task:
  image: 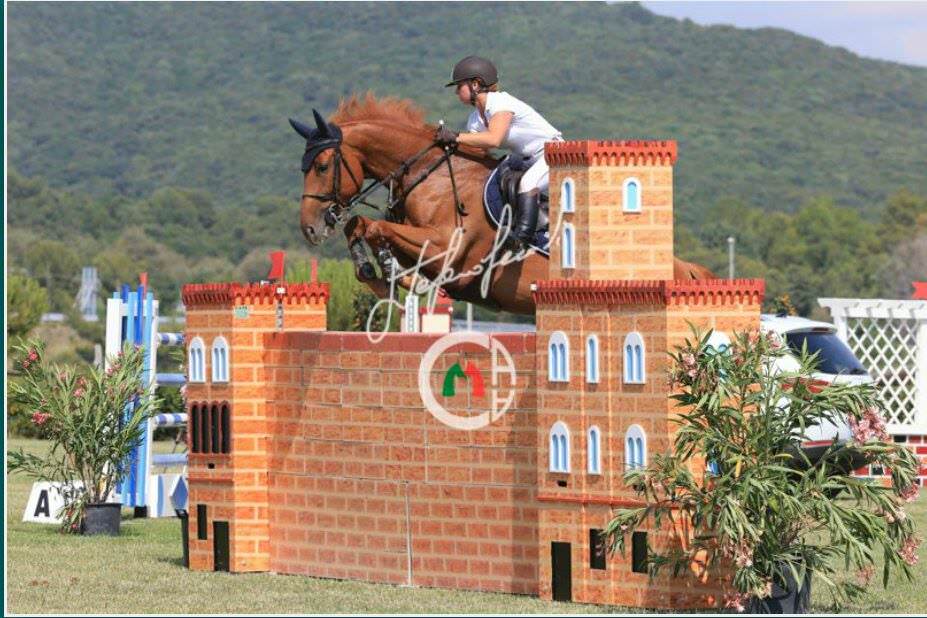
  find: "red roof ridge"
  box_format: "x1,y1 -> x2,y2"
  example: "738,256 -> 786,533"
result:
545,139 -> 678,167
182,281 -> 330,307
533,278 -> 764,306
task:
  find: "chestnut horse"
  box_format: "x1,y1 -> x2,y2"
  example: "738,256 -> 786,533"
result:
293,95 -> 714,315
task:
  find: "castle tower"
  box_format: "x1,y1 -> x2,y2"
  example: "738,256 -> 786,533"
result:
182,279 -> 328,572
534,140 -> 764,608
545,140 -> 676,281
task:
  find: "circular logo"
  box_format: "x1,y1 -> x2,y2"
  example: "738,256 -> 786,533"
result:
418,332 -> 517,430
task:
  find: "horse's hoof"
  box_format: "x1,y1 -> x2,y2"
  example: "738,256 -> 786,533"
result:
358,263 -> 377,281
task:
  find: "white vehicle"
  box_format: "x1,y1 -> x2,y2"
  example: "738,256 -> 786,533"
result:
759,314 -> 872,462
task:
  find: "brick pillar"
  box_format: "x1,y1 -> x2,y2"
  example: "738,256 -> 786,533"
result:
546,140 -> 676,282
182,280 -> 328,572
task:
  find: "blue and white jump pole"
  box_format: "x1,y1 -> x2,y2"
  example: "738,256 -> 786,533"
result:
104,275 -> 188,518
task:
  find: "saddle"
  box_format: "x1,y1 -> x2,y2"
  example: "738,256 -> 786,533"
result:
482,156 -> 550,255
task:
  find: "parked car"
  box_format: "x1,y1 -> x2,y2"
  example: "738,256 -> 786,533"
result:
759,314 -> 872,468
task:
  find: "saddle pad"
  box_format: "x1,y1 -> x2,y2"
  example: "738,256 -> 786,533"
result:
482,163 -> 550,256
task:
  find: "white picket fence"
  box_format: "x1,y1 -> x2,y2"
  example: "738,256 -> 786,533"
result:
819,298 -> 927,435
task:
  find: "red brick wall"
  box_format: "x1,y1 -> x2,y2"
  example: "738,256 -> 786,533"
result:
262,331 -> 541,594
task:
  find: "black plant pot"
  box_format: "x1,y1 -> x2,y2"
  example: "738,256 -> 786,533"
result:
82,502 -> 122,536
746,565 -> 812,614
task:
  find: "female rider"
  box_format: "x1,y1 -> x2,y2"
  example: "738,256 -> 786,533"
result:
436,56 -> 563,251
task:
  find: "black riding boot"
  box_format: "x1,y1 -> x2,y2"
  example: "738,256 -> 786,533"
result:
508,189 -> 540,252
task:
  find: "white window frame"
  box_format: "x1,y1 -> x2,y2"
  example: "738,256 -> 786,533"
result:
587,425 -> 602,475
562,223 -> 575,269
622,177 -> 642,213
211,336 -> 229,383
188,336 -> 205,383
623,332 -> 646,384
585,334 -> 600,384
625,424 -> 647,470
561,177 -> 576,213
548,331 -> 570,383
550,421 -> 571,473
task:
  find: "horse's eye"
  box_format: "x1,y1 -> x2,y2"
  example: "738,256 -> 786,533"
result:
317,163 -> 329,173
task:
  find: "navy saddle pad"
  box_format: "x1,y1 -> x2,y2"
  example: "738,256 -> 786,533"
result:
482,158 -> 550,256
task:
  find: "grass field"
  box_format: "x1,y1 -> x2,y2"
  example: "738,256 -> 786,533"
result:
5,437 -> 925,614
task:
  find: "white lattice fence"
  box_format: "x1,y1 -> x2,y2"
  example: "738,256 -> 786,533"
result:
819,299 -> 927,434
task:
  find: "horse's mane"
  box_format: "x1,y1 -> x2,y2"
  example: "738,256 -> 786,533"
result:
331,93 -> 431,130
331,93 -> 495,164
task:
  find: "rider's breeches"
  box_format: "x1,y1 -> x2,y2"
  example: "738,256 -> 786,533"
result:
518,156 -> 550,196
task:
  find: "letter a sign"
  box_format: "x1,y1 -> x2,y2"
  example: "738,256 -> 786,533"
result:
22,482 -> 73,524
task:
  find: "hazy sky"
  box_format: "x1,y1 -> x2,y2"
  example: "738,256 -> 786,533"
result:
642,2 -> 927,67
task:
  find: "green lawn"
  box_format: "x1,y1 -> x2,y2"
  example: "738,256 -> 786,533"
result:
5,437 -> 924,614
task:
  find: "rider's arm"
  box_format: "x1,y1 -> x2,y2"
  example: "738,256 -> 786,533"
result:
456,112 -> 513,150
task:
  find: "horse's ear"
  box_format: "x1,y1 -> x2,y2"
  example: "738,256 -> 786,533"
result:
312,109 -> 332,138
289,118 -> 314,140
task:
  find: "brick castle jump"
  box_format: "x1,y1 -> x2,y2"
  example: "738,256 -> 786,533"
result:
182,140 -> 764,608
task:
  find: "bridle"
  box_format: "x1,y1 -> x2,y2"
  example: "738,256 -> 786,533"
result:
302,135 -> 467,229
301,146 -> 369,227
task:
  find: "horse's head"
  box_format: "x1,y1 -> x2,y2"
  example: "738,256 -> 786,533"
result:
290,110 -> 364,245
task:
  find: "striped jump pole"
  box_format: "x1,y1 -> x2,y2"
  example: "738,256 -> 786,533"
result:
105,278 -> 189,518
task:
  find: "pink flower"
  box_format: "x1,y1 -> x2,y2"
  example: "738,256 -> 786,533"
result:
900,484 -> 920,503
77,376 -> 87,388
682,353 -> 696,368
21,359 -> 31,369
899,536 -> 920,566
28,349 -> 39,361
31,412 -> 50,426
687,369 -> 698,378
850,408 -> 891,443
723,591 -> 749,613
856,565 -> 875,586
72,388 -> 85,398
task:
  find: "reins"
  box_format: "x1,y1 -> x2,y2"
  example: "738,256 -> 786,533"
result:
302,137 -> 467,229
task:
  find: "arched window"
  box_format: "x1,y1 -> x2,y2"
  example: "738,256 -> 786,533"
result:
210,403 -> 221,454
623,332 -> 646,384
211,336 -> 229,383
188,337 -> 205,383
548,331 -> 570,383
623,178 -> 642,213
550,421 -> 571,473
561,177 -> 575,213
587,425 -> 601,474
705,330 -> 731,355
585,334 -> 600,384
190,403 -> 201,453
220,403 -> 231,454
562,223 -> 575,269
625,424 -> 647,470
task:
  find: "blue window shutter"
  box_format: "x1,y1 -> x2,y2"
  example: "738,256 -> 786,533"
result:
634,344 -> 643,382
626,181 -> 640,211
560,435 -> 568,471
635,437 -> 643,467
551,434 -> 558,470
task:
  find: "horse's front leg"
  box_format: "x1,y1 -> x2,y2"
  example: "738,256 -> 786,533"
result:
362,220 -> 464,291
343,216 -> 416,298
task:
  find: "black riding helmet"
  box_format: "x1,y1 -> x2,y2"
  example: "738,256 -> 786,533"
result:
445,56 -> 498,88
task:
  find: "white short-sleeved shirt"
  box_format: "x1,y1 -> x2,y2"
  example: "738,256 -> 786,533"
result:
466,92 -> 562,160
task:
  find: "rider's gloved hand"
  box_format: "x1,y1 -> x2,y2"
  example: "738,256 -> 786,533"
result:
435,126 -> 459,146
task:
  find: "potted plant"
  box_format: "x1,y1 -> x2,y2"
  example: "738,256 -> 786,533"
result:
604,327 -> 920,613
8,340 -> 157,535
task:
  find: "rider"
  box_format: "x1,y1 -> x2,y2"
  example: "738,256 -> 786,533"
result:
436,56 -> 563,251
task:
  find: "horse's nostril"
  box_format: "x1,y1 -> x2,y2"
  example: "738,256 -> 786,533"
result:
304,226 -> 315,241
